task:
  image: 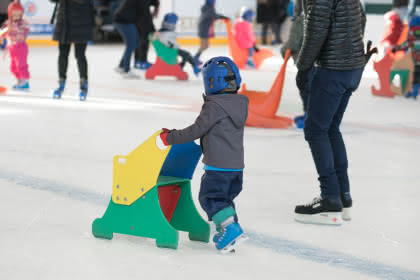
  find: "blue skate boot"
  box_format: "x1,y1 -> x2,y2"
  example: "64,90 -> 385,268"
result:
193,63 -> 201,77
246,58 -> 256,69
13,80 -> 30,91
53,80 -> 65,99
294,113 -> 307,129
79,80 -> 88,101
405,83 -> 419,99
0,38 -> 7,50
135,61 -> 152,70
213,224 -> 223,243
215,222 -> 247,253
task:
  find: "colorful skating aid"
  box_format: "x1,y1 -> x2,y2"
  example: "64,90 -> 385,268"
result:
371,24 -> 409,98
239,49 -> 293,128
223,19 -> 274,69
145,39 -> 188,81
92,131 -> 210,249
390,51 -> 414,96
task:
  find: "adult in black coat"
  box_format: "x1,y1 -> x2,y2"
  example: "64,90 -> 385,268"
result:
50,0 -> 94,101
294,0 -> 376,225
257,0 -> 289,45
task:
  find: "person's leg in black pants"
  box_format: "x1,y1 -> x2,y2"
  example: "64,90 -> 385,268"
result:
178,48 -> 200,76
58,43 -> 71,82
53,43 -> 71,98
135,20 -> 153,67
304,67 -> 364,199
74,43 -> 88,82
74,43 -> 88,98
261,23 -> 269,44
177,49 -> 195,68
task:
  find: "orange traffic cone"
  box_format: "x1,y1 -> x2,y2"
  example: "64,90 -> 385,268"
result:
0,86 -> 7,95
240,49 -> 293,129
223,19 -> 274,69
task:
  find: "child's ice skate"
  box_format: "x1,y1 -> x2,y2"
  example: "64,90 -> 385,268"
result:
405,84 -> 419,99
0,38 -> 7,50
53,80 -> 65,99
12,80 -> 29,91
79,80 -> 88,101
193,63 -> 201,77
135,61 -> 152,70
215,222 -> 248,253
294,113 -> 306,129
246,58 -> 256,69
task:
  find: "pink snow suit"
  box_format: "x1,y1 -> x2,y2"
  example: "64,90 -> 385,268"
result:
234,19 -> 256,49
7,19 -> 30,80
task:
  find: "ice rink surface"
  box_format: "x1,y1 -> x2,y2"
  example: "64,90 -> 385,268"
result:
0,16 -> 419,280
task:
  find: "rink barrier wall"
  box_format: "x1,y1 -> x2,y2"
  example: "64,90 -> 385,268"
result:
26,37 -> 229,47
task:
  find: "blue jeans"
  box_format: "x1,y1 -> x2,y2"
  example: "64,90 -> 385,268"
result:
114,23 -> 139,72
304,67 -> 364,199
199,170 -> 243,221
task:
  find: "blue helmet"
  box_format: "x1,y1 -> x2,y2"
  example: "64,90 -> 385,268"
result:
202,56 -> 241,95
242,9 -> 255,22
162,13 -> 178,30
206,0 -> 216,6
409,16 -> 420,28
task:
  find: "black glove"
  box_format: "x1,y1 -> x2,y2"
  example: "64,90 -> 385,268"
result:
365,40 -> 378,63
253,45 -> 260,52
296,69 -> 310,92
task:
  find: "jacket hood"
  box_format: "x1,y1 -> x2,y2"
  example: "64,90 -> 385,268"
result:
206,94 -> 249,128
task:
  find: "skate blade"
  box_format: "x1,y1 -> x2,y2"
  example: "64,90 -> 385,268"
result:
342,207 -> 351,221
218,234 -> 249,254
295,212 -> 343,226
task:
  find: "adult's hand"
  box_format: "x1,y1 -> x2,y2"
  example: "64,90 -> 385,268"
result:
296,69 -> 310,92
365,40 -> 378,63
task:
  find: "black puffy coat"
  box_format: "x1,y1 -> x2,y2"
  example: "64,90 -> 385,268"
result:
113,0 -> 144,24
52,0 -> 94,43
296,0 -> 366,71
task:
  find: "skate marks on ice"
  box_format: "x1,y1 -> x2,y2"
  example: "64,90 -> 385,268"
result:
1,167 -> 420,280
0,168 -> 110,207
247,232 -> 420,280
0,94 -> 191,112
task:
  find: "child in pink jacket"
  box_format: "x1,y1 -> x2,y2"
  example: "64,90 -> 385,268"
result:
234,7 -> 257,68
1,0 -> 30,90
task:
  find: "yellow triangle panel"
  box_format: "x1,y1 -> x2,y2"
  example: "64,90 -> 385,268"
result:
112,131 -> 171,205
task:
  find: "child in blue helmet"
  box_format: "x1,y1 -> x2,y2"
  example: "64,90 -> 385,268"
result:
392,16 -> 420,99
154,13 -> 201,76
160,56 -> 249,253
194,0 -> 229,64
234,7 -> 258,68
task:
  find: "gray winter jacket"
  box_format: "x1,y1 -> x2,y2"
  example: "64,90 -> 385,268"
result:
166,94 -> 249,169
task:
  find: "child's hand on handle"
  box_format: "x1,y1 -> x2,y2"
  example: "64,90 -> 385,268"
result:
159,128 -> 170,146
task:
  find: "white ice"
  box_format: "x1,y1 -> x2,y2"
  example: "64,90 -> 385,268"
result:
0,15 -> 419,280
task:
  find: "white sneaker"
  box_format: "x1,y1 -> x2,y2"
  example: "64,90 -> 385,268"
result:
121,71 -> 140,79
